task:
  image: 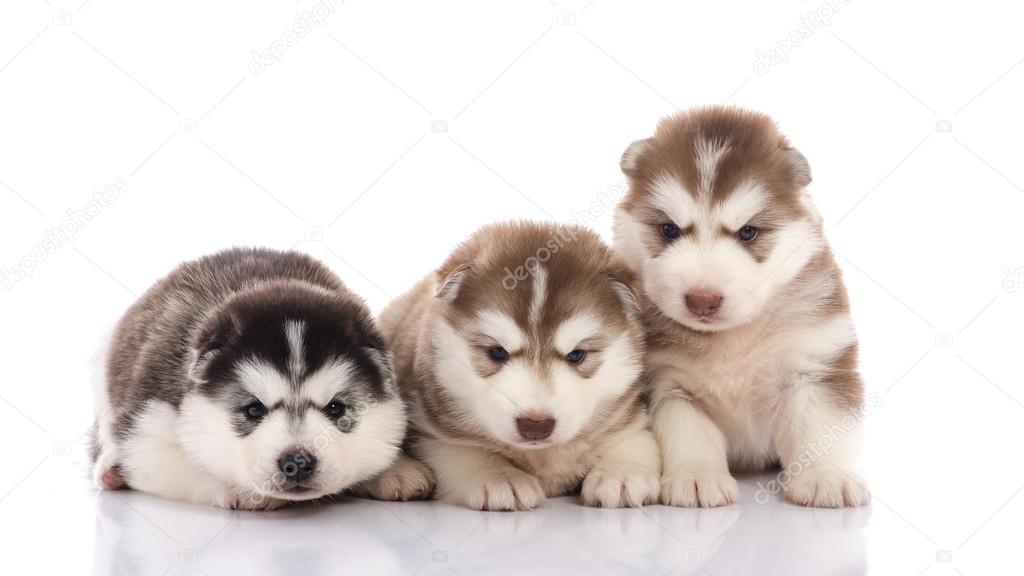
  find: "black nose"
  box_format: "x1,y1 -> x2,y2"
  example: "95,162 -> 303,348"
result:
278,450 -> 316,482
516,415 -> 556,441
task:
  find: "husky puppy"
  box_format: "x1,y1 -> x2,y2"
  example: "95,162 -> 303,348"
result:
613,107 -> 870,508
368,221 -> 659,510
91,248 -> 406,509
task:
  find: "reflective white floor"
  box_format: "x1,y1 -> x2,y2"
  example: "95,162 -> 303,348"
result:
0,467 -> 965,576
89,474 -> 872,576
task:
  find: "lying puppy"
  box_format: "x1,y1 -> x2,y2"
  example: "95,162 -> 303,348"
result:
368,221 -> 659,510
92,248 -> 406,509
613,107 -> 870,508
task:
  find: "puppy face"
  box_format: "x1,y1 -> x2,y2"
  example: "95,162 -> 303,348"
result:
179,283 -> 404,502
614,107 -> 823,332
428,223 -> 644,449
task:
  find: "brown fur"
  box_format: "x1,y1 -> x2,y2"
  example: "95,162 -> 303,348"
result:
380,221 -> 649,497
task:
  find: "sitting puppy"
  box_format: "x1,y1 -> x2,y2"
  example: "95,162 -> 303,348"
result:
368,221 -> 659,510
91,248 -> 406,509
613,107 -> 870,508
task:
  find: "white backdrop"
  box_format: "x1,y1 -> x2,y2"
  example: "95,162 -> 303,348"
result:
1,1 -> 1023,575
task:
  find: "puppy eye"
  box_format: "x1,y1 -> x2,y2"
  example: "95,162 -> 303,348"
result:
487,346 -> 510,362
566,349 -> 587,364
660,223 -> 680,239
324,401 -> 346,418
737,225 -> 759,242
243,401 -> 267,421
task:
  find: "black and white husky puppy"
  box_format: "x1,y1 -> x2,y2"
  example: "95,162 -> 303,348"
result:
91,248 -> 406,509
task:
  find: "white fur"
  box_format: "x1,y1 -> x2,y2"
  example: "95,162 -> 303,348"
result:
108,344 -> 405,509
234,358 -> 292,406
302,358 -> 358,406
529,266 -> 547,327
552,313 -> 603,354
617,172 -> 823,332
419,262 -> 656,509
419,439 -> 547,511
643,309 -> 867,507
91,338 -> 120,489
694,136 -> 730,196
174,361 -> 406,504
580,418 -> 661,508
718,179 -> 767,229
433,311 -> 642,448
285,319 -> 305,380
649,173 -> 697,229
121,400 -> 254,508
472,311 -> 526,353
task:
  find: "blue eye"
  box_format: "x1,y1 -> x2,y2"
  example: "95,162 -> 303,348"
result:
661,223 -> 680,239
243,401 -> 267,421
738,225 -> 759,242
325,401 -> 346,418
487,346 -> 509,362
566,349 -> 587,364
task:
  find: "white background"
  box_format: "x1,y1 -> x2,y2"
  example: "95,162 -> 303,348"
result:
1,1 -> 1023,575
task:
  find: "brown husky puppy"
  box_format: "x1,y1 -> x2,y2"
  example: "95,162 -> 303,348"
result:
364,221 -> 659,510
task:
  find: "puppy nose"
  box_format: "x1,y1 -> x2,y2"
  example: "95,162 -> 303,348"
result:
685,291 -> 723,316
516,415 -> 556,441
278,450 -> 317,482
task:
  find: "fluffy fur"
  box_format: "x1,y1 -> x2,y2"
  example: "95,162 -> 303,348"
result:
614,106 -> 870,508
370,221 -> 660,510
91,248 -> 406,509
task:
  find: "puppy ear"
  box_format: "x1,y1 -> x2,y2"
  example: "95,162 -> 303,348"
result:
620,138 -> 651,177
363,346 -> 395,388
608,273 -> 642,320
782,146 -> 812,188
188,311 -> 239,384
435,264 -> 470,303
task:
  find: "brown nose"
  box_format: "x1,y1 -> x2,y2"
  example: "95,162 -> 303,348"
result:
685,291 -> 723,316
516,415 -> 556,441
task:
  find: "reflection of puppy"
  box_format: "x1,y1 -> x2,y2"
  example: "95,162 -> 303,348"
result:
614,107 -> 870,507
369,222 -> 659,510
91,248 -> 406,509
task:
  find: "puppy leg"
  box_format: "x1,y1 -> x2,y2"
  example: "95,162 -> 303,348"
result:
775,381 -> 870,508
581,419 -> 660,508
655,397 -> 738,507
350,455 -> 435,501
418,439 -> 544,511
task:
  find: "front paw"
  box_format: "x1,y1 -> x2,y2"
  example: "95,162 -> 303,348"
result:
660,469 -> 739,508
461,469 -> 545,511
784,468 -> 870,508
354,457 -> 435,501
581,467 -> 659,508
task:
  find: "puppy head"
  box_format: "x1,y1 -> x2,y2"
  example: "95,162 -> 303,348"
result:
179,280 -> 405,502
614,106 -> 823,332
427,221 -> 645,450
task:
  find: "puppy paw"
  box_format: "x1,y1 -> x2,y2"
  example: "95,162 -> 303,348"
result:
462,469 -> 545,511
355,457 -> 435,501
660,470 -> 739,508
92,453 -> 126,490
784,468 -> 870,508
581,467 -> 660,508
